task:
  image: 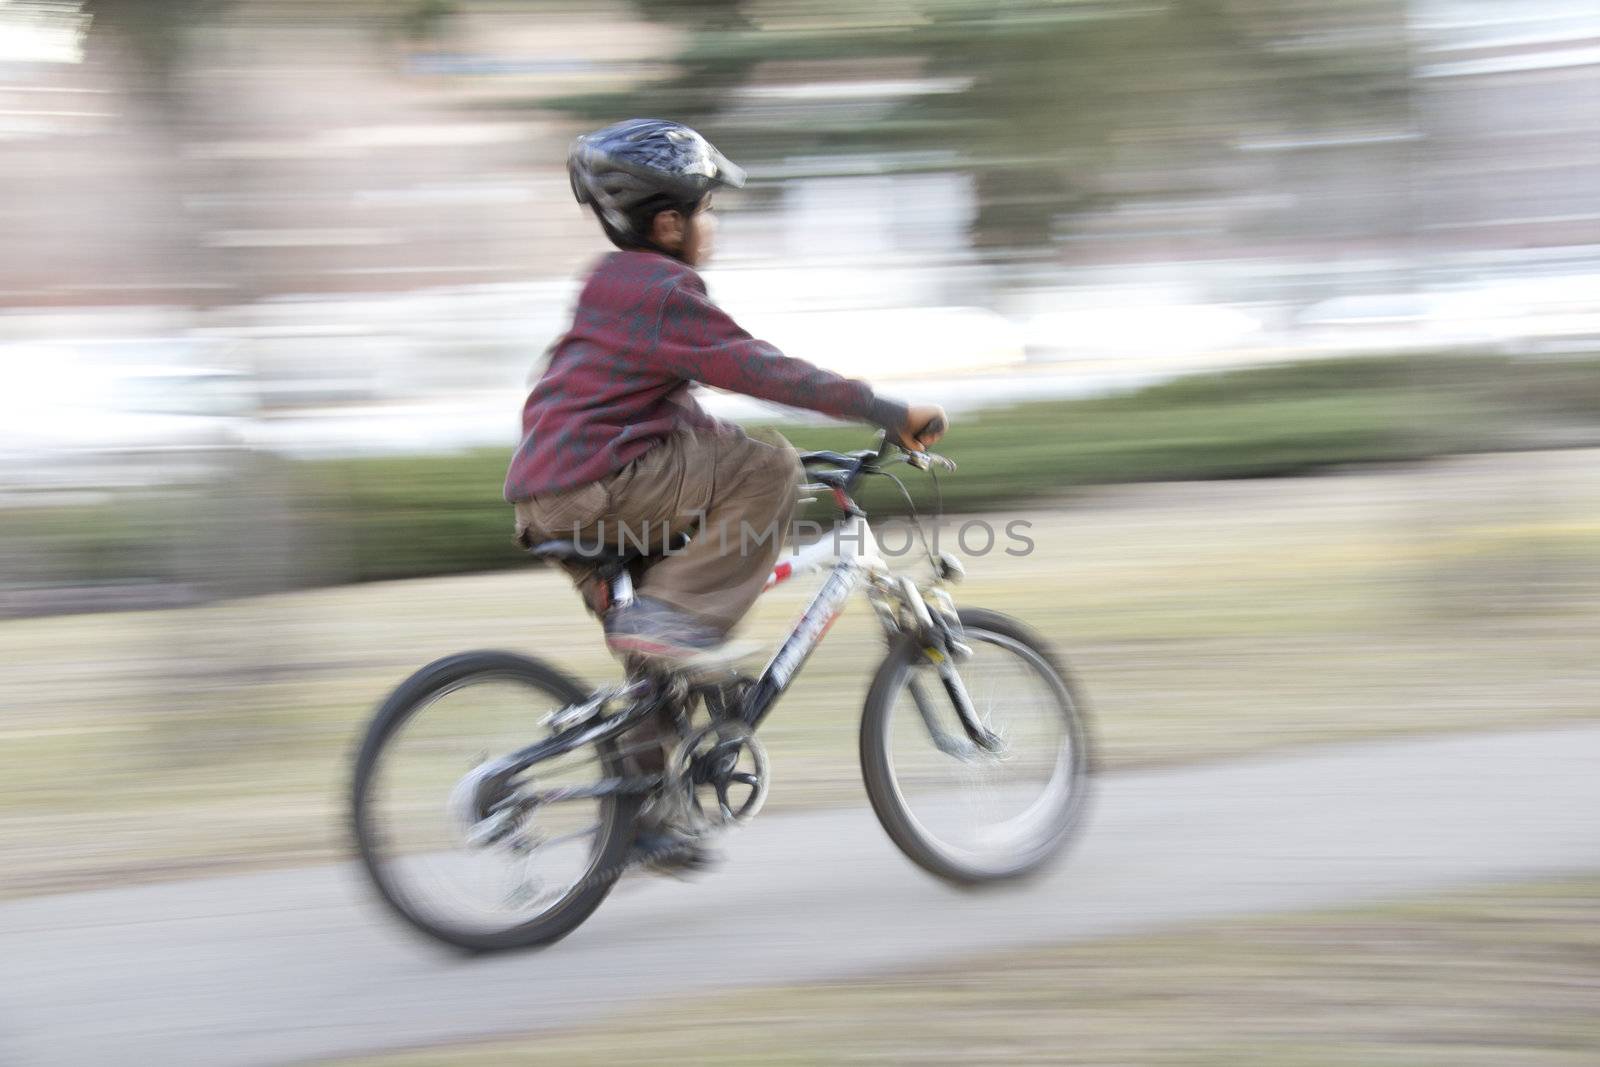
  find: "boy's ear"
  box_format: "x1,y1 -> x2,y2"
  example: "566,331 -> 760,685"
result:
649,209 -> 687,253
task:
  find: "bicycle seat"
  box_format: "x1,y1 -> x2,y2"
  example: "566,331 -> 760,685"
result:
528,531 -> 692,579
528,539 -> 637,578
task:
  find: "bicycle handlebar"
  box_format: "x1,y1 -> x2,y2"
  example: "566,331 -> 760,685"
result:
800,449 -> 872,470
799,431 -> 955,493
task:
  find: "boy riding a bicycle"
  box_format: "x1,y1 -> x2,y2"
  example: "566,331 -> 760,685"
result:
505,119 -> 947,668
349,132 -> 1083,925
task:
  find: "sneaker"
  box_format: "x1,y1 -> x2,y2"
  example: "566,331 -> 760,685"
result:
604,596 -> 755,669
628,827 -> 723,878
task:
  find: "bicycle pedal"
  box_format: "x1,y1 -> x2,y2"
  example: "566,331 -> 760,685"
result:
632,836 -> 723,879
544,678 -> 647,732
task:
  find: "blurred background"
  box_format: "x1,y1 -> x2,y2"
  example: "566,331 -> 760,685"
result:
3,0 -> 1600,1063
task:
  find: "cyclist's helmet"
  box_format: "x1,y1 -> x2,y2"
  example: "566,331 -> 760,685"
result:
568,118 -> 747,250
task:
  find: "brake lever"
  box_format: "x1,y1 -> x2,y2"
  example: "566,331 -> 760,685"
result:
904,450 -> 957,473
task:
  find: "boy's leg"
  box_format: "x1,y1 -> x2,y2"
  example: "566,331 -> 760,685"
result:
512,428 -> 797,864
629,427 -> 802,633
513,425 -> 802,633
605,426 -> 798,847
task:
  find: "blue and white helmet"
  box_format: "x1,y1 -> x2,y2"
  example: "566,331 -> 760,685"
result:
568,118 -> 747,242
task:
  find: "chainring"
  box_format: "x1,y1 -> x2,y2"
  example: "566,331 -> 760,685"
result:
665,719 -> 770,831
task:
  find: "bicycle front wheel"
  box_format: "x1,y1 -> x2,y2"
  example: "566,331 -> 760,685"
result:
351,651 -> 636,952
860,608 -> 1093,885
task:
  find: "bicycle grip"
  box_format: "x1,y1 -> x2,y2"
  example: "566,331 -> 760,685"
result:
914,413 -> 947,442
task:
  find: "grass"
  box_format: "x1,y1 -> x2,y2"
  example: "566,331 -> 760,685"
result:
325,875 -> 1600,1065
1,448 -> 1598,897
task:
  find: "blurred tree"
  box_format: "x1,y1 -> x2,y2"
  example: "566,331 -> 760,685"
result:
540,0 -> 1411,261
84,0 -> 230,119
85,0 -> 464,104
83,0 -> 1409,262
76,0 -> 471,603
396,0 -> 459,40
76,0 -> 372,757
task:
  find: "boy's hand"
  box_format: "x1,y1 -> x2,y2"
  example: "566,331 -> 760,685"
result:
898,404 -> 948,452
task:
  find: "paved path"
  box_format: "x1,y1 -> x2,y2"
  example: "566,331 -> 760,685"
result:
4,725 -> 1599,1066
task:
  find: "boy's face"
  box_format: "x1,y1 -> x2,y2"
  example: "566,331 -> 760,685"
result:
682,201 -> 716,267
650,197 -> 717,267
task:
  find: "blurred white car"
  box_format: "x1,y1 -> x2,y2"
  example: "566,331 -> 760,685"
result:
0,341 -> 249,496
1023,302 -> 1263,361
1293,275 -> 1600,355
1293,292 -> 1511,352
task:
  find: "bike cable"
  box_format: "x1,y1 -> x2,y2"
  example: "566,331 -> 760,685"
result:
879,464 -> 941,573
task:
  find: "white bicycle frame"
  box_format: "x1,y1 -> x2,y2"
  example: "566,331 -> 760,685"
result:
756,512 -> 954,695
764,513 -> 884,590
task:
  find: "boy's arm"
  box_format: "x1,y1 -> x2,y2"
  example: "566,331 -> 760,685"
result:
652,279 -> 908,432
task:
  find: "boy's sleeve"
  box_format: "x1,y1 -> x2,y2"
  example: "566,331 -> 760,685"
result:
651,279 -> 908,432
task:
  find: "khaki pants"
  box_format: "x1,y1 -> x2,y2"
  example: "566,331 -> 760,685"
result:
514,426 -> 803,633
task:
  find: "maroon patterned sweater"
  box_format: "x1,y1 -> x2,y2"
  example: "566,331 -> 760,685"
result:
505,251 -> 907,500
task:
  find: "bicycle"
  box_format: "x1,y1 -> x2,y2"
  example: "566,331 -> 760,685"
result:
350,431 -> 1094,952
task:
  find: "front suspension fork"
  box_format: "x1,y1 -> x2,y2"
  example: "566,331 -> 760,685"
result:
909,651 -> 1002,756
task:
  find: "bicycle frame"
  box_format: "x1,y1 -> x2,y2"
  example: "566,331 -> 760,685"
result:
491,450 -> 975,783
482,513 -> 900,785
737,513 -> 897,728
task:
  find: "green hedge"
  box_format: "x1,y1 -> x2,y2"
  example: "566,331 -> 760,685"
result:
10,352 -> 1596,592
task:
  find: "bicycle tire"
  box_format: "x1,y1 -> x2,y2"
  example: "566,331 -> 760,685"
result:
860,608 -> 1094,885
351,650 -> 637,952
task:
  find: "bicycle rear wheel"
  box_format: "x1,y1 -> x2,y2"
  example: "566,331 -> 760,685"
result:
351,651 -> 636,952
860,608 -> 1093,884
